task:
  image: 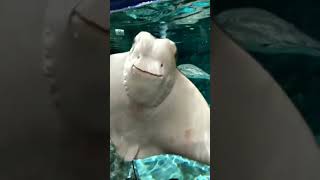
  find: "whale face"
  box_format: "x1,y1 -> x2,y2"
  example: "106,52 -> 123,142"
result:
123,32 -> 177,107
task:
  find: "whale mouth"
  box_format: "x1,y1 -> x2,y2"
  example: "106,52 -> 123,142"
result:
132,65 -> 163,77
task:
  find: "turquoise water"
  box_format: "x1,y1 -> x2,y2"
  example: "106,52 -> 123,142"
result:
110,0 -> 211,179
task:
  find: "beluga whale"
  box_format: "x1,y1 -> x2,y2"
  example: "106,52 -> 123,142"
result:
110,31 -> 210,165
216,8 -> 320,56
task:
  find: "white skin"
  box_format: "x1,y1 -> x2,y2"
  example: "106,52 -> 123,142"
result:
110,32 -> 210,164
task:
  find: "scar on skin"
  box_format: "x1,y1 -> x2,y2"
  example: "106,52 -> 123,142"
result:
184,128 -> 193,141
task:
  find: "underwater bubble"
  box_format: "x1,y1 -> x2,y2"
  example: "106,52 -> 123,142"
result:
115,29 -> 125,36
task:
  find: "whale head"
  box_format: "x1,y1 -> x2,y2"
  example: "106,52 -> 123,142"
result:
123,31 -> 177,107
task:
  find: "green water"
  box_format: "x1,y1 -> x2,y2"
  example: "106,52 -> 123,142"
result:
110,0 -> 211,179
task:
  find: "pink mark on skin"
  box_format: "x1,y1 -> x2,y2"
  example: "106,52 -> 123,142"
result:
117,143 -> 124,151
181,129 -> 196,156
184,128 -> 193,143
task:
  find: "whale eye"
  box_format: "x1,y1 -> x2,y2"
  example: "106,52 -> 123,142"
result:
160,64 -> 163,67
137,55 -> 140,59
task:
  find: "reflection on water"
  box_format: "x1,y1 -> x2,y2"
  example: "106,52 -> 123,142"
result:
110,0 -> 211,179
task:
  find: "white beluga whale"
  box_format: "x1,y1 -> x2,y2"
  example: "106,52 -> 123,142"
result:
110,31 -> 210,164
216,8 -> 320,56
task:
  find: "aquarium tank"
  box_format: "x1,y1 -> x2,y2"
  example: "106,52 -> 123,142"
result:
215,0 -> 320,144
110,0 -> 211,179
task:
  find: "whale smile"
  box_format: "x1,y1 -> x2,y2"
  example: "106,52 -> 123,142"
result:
132,65 -> 163,77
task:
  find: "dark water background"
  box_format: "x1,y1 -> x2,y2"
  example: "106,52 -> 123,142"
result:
214,0 -> 320,142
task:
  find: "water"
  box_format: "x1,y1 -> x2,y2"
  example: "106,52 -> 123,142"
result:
110,0 -> 211,179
